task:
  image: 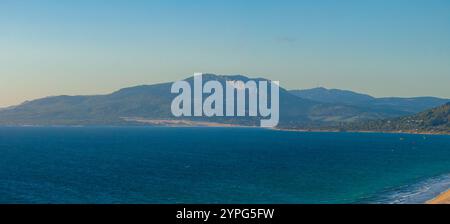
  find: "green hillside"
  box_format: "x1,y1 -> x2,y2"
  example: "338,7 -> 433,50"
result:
346,103 -> 450,134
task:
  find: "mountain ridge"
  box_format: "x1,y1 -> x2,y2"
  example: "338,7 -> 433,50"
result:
290,87 -> 449,114
0,74 -> 448,128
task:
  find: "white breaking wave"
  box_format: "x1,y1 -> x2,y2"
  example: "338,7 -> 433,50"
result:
370,173 -> 450,204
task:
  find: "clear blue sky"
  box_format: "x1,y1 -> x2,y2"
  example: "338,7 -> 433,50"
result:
1,0 -> 449,107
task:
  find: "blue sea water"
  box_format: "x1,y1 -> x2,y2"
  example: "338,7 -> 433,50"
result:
0,127 -> 450,204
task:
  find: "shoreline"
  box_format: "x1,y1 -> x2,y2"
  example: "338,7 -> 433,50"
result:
427,189 -> 450,204
0,123 -> 449,136
273,127 -> 450,136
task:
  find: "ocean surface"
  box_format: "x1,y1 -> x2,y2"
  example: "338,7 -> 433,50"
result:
0,127 -> 450,204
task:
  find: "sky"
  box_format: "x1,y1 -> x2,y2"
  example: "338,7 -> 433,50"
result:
1,0 -> 450,107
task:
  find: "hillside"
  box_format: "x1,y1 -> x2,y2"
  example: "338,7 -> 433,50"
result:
345,102 -> 450,134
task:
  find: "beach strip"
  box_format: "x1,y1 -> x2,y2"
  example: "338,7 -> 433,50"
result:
427,189 -> 450,204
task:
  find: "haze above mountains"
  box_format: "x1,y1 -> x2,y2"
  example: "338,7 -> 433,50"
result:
0,74 -> 448,132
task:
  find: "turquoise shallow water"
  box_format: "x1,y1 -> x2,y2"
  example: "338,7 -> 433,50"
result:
0,127 -> 449,204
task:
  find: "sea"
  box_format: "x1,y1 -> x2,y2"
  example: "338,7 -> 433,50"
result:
0,126 -> 449,204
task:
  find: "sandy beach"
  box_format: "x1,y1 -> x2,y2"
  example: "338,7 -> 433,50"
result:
121,118 -> 251,127
427,189 -> 450,204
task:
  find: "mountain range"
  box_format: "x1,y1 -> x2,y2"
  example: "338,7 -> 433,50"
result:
0,74 -> 448,132
289,87 -> 448,114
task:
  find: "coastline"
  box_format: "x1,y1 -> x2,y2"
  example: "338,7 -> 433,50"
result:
121,118 -> 258,128
1,123 -> 449,136
427,189 -> 450,204
273,127 -> 450,136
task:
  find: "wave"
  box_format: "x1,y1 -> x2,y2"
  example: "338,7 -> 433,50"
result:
366,174 -> 450,204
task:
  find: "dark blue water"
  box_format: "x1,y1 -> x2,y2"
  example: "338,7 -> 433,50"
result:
1,127 -> 450,204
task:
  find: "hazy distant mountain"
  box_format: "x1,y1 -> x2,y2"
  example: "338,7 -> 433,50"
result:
368,97 -> 450,113
0,74 -> 404,127
290,88 -> 449,114
290,88 -> 375,105
0,81 -> 175,125
346,102 -> 450,134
